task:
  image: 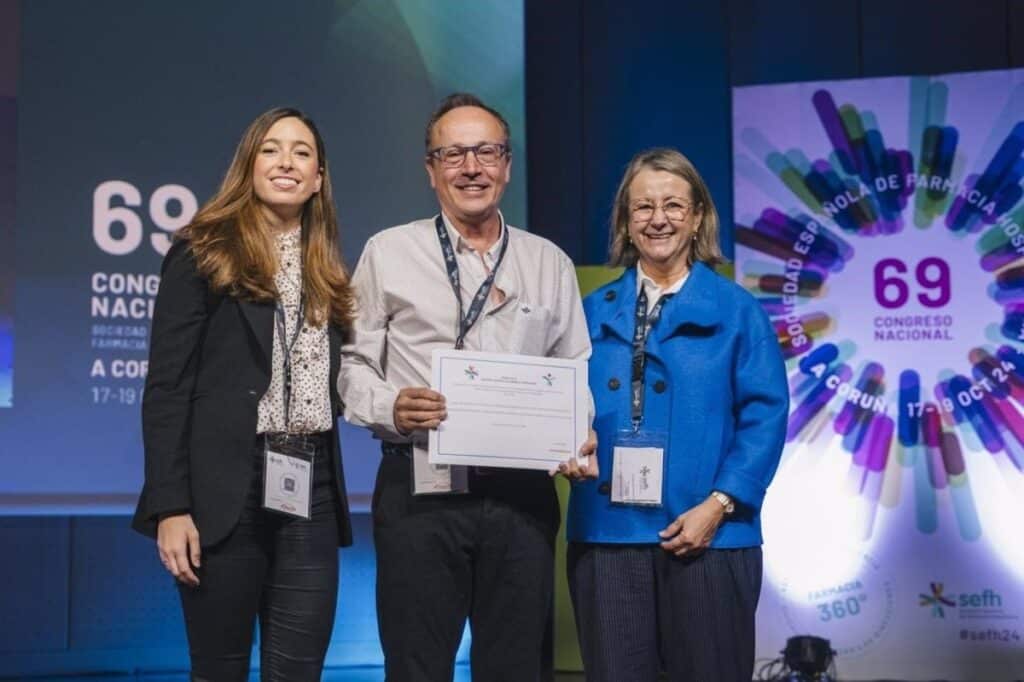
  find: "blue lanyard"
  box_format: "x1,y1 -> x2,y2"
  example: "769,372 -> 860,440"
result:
274,295 -> 306,430
434,214 -> 510,349
631,286 -> 673,431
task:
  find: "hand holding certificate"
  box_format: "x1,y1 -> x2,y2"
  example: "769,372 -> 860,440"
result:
428,349 -> 589,471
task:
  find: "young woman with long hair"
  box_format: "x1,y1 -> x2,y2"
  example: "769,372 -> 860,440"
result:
132,107 -> 355,680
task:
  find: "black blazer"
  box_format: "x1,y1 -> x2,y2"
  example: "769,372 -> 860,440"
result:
132,239 -> 353,548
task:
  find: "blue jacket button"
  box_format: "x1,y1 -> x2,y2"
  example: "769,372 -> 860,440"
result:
608,378 -> 620,390
653,380 -> 667,394
604,290 -> 616,301
598,482 -> 611,495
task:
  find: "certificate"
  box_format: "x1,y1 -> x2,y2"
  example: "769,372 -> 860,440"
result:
428,349 -> 588,471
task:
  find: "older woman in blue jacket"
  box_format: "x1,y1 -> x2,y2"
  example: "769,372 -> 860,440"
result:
567,148 -> 789,682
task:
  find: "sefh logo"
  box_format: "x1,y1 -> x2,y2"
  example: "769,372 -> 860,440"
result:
919,583 -> 1005,618
919,582 -> 957,618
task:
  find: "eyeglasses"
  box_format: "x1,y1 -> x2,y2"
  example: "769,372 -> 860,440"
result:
630,199 -> 696,223
427,143 -> 509,168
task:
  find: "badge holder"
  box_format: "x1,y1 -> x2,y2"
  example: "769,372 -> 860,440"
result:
412,443 -> 469,495
263,433 -> 316,519
611,428 -> 667,507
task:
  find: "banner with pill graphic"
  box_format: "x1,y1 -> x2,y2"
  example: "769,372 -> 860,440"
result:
735,70 -> 1024,680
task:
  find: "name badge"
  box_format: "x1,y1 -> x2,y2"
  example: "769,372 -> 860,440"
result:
263,435 -> 316,519
611,429 -> 667,507
412,444 -> 469,495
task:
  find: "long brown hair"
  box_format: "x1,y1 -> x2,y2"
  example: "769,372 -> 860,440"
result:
178,107 -> 354,328
608,147 -> 724,268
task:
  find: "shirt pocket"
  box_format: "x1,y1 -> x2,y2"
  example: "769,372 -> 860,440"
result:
506,302 -> 555,356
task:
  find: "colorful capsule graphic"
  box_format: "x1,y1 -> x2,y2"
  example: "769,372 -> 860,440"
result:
739,80 -> 1024,541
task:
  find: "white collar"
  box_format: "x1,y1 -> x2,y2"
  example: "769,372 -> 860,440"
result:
636,261 -> 689,298
442,211 -> 506,258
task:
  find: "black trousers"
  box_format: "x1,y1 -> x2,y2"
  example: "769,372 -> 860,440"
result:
568,543 -> 762,682
372,450 -> 560,682
177,434 -> 341,681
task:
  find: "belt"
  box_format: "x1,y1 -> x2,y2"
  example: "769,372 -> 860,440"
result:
259,431 -> 330,450
381,442 -> 413,458
382,441 -> 500,477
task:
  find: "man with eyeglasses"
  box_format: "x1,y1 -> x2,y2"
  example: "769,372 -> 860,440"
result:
340,93 -> 597,681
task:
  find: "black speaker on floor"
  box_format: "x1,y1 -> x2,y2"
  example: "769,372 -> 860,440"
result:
755,633 -> 837,680
783,635 -> 835,678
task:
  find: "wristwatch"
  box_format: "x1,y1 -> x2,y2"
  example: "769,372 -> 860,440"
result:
710,490 -> 735,515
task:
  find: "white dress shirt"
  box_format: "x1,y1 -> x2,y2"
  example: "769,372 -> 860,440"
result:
339,213 -> 591,441
636,261 -> 689,313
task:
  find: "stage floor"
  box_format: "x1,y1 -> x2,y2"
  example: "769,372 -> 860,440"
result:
0,671 -> 939,681
5,671 -> 588,681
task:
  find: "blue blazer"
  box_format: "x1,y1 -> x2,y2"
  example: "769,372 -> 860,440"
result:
567,262 -> 789,548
